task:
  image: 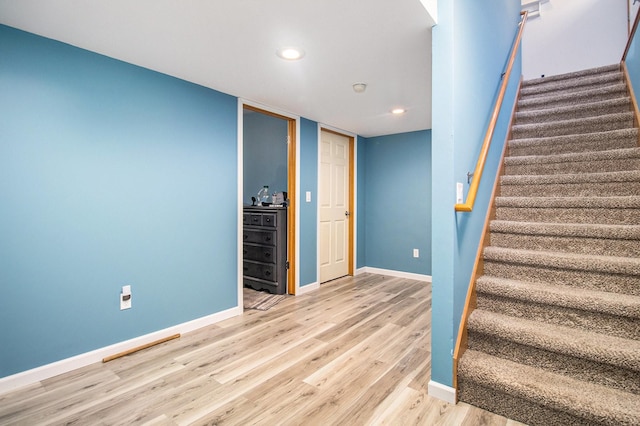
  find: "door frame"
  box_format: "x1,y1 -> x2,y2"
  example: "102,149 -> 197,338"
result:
317,125 -> 356,283
238,100 -> 300,306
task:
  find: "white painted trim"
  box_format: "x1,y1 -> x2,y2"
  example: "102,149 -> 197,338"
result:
316,124 -> 321,288
428,380 -> 457,404
237,99 -> 245,310
359,266 -> 432,282
355,267 -> 368,276
0,307 -> 242,395
297,281 -> 319,295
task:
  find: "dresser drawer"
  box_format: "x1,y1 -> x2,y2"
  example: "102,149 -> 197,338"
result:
243,229 -> 276,245
249,213 -> 263,226
261,213 -> 277,227
243,260 -> 276,282
243,244 -> 275,263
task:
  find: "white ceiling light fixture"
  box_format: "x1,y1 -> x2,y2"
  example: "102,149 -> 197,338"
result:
276,47 -> 305,60
391,108 -> 406,115
352,82 -> 367,93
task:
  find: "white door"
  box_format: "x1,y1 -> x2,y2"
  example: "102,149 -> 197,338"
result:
319,130 -> 351,283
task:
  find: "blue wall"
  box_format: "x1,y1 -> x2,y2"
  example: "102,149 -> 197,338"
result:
243,111 -> 288,204
430,0 -> 522,387
299,118 -> 318,287
625,18 -> 640,102
362,131 -> 432,275
0,25 -> 238,377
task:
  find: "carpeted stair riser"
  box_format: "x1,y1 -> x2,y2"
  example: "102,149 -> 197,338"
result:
508,129 -> 639,157
483,260 -> 640,296
476,276 -> 640,323
517,84 -> 628,111
488,220 -> 640,256
484,246 -> 640,276
490,232 -> 640,257
495,205 -> 640,225
511,113 -> 634,139
522,64 -> 620,88
519,71 -> 623,97
514,97 -> 631,125
504,158 -> 640,176
467,331 -> 640,395
457,378 -> 603,426
476,293 -> 640,341
500,180 -> 640,197
459,349 -> 640,426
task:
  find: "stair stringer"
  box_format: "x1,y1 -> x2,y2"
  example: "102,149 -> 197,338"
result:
452,77 -> 523,395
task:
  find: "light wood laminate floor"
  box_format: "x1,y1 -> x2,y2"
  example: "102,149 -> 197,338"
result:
0,273 -> 525,425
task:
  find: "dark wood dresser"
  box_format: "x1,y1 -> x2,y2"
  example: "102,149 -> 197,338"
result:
242,206 -> 287,294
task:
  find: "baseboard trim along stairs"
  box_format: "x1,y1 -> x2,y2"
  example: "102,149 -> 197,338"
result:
456,63 -> 640,425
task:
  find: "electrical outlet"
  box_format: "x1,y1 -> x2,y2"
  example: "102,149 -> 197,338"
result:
120,285 -> 132,310
413,248 -> 419,258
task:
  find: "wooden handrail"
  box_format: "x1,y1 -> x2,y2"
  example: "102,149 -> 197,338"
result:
623,6 -> 640,62
455,10 -> 528,212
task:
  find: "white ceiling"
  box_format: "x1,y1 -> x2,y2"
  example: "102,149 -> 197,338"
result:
0,1 -> 434,138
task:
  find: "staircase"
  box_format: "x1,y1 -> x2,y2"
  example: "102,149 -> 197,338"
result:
457,64 -> 640,425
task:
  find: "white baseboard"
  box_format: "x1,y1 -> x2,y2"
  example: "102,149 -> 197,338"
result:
297,281 -> 319,295
428,380 -> 457,404
358,266 -> 432,282
0,306 -> 242,395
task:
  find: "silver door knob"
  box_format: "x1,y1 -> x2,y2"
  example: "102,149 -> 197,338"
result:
345,211 -> 351,217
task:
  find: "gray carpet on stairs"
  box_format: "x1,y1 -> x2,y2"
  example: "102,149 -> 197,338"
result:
457,63 -> 640,425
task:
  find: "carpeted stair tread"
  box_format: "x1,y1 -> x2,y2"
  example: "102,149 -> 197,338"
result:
494,196 -> 640,225
519,72 -> 624,98
511,112 -> 634,139
483,246 -> 640,276
475,276 -> 640,320
514,97 -> 631,125
508,128 -> 638,157
517,83 -> 628,111
467,310 -> 640,371
504,146 -> 640,166
489,220 -> 640,257
489,220 -> 640,240
458,349 -> 640,426
522,64 -> 620,87
495,195 -> 640,209
501,170 -> 640,186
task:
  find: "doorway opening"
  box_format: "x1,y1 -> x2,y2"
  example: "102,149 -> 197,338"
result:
241,103 -> 297,295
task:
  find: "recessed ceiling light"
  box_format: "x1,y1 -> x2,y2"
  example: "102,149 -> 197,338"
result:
277,47 -> 305,60
391,108 -> 406,115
